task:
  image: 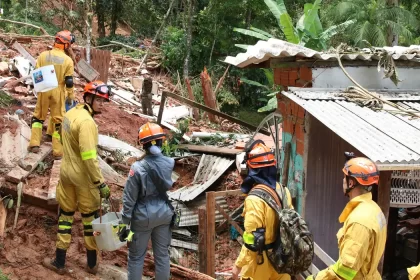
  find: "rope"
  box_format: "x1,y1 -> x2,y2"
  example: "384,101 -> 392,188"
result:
335,44 -> 420,118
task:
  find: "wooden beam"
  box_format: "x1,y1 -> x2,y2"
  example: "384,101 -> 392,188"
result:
281,142 -> 292,186
377,170 -> 392,274
0,196 -> 7,242
178,144 -> 243,156
47,160 -> 61,205
270,57 -> 420,69
157,91 -> 271,136
206,191 -> 216,278
12,41 -> 36,66
383,207 -> 398,274
198,207 -> 207,274
5,144 -> 52,183
215,202 -> 243,236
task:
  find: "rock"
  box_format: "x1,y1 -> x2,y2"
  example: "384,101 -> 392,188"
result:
14,86 -> 29,95
141,69 -> 149,75
0,61 -> 9,74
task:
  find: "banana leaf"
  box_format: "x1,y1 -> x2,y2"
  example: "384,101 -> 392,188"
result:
235,44 -> 251,50
233,28 -> 271,40
279,13 -> 299,44
258,96 -> 278,112
250,27 -> 275,39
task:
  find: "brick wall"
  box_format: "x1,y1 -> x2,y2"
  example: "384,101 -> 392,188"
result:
274,66 -> 313,88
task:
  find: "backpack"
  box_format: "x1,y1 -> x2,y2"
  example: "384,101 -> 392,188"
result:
248,184 -> 314,275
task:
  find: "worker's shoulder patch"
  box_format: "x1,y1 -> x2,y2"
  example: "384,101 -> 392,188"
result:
129,169 -> 135,177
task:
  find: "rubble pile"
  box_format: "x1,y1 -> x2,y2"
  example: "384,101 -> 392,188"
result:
0,35 -> 270,279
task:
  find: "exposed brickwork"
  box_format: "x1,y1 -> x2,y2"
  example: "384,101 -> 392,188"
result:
273,67 -> 313,88
277,94 -> 305,156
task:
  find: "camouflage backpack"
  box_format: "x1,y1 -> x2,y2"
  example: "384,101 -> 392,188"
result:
248,184 -> 314,275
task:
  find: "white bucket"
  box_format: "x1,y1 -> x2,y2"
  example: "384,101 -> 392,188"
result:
31,65 -> 58,93
91,212 -> 127,251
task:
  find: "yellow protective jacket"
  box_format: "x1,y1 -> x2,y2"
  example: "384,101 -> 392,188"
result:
36,47 -> 75,100
235,184 -> 293,280
60,104 -> 104,188
408,264 -> 420,280
314,193 -> 387,280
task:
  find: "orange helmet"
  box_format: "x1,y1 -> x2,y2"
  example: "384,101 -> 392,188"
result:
343,157 -> 379,186
246,141 -> 276,169
55,30 -> 75,48
138,122 -> 165,145
83,81 -> 111,101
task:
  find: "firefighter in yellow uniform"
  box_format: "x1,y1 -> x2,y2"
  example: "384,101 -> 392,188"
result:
28,30 -> 75,158
307,154 -> 387,280
232,140 -> 292,280
408,264 -> 420,280
43,81 -> 112,275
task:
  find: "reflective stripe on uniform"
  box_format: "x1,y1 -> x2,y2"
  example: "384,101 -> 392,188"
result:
83,221 -> 93,231
81,149 -> 97,160
243,232 -> 254,245
32,122 -> 43,129
52,131 -> 60,139
332,260 -> 357,280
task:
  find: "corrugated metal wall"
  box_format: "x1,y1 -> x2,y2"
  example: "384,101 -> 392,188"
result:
304,115 -> 365,268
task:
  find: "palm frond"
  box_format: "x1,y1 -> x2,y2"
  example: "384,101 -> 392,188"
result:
379,7 -> 419,28
233,28 -> 271,40
384,20 -> 414,41
319,20 -> 355,41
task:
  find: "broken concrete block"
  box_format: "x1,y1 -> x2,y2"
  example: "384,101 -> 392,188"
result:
152,81 -> 158,95
0,61 -> 9,74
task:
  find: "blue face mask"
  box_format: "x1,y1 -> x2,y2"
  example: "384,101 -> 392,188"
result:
240,165 -> 278,194
148,145 -> 162,155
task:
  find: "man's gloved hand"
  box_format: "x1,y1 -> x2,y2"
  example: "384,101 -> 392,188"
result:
117,222 -> 134,242
98,183 -> 110,199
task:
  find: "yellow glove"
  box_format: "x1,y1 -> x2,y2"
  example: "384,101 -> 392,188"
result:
306,275 -> 314,280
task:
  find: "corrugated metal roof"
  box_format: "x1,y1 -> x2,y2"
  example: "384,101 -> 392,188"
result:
172,196 -> 229,227
224,38 -> 420,68
282,90 -> 420,169
169,154 -> 234,201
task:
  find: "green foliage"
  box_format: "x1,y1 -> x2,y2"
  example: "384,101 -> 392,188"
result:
0,269 -> 10,280
161,119 -> 190,157
161,26 -> 186,73
325,0 -> 419,46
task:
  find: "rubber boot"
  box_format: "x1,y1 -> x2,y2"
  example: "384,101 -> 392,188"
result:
42,248 -> 67,275
29,120 -> 43,152
86,249 -> 98,275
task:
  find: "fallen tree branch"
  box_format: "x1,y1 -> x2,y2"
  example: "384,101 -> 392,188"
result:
0,19 -> 49,35
110,41 -> 143,52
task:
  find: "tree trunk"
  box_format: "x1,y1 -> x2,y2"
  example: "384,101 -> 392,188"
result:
96,0 -> 105,38
110,0 -> 118,36
386,0 -> 399,46
183,0 -> 193,78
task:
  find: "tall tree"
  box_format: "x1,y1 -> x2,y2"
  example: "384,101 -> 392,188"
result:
110,0 -> 122,36
96,0 -> 106,38
183,0 -> 194,78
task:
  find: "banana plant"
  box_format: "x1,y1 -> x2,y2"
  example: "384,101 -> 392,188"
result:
233,0 -> 354,51
240,69 -> 282,112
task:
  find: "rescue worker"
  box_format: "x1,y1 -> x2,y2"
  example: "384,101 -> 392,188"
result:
28,30 -> 75,159
408,264 -> 420,280
42,81 -> 111,275
119,122 -> 175,280
307,155 -> 387,280
232,140 -> 293,280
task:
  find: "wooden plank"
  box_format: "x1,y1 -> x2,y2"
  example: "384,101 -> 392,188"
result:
178,144 -> 243,156
215,202 -> 243,235
112,89 -> 143,107
281,142 -> 292,186
377,171 -> 392,274
47,160 -> 61,205
198,207 -> 207,273
77,59 -> 99,82
158,91 -> 271,136
314,242 -> 335,266
5,143 -> 52,183
0,195 -> 7,242
206,192 -> 216,277
12,41 -> 36,66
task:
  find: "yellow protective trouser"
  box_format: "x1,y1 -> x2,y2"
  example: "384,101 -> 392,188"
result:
46,117 -> 54,136
29,88 -> 65,157
56,176 -> 101,251
240,251 -> 291,280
